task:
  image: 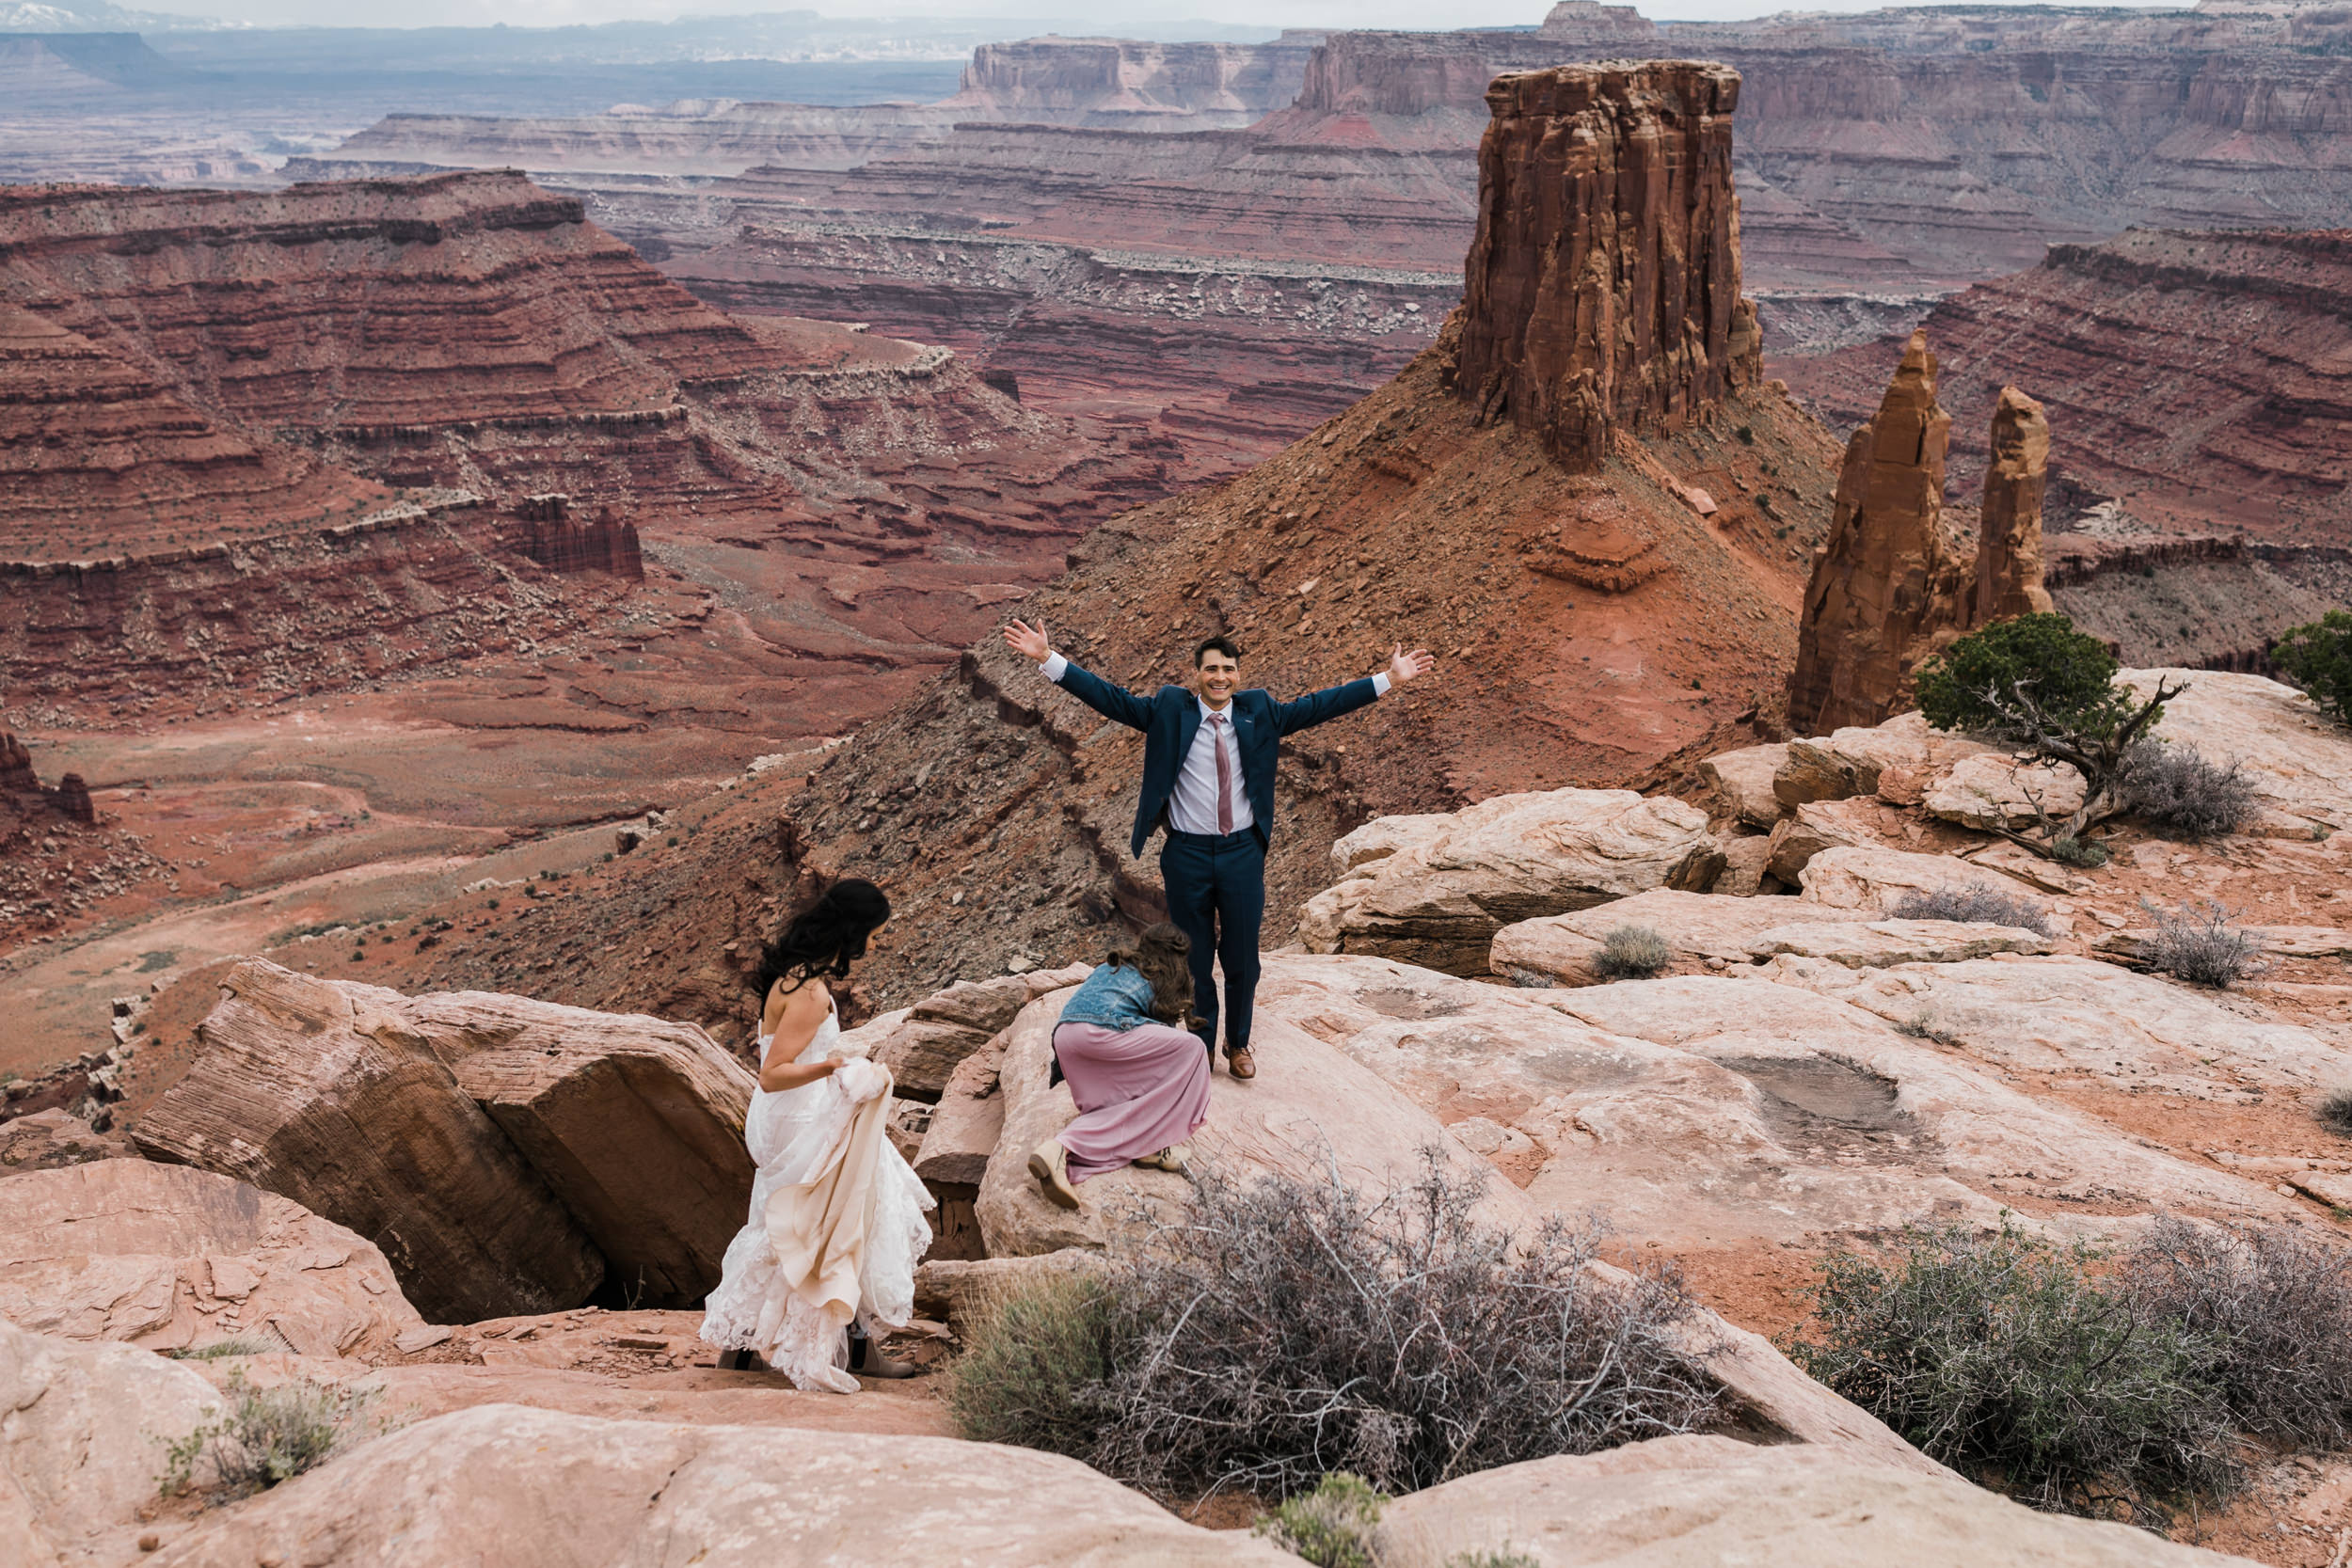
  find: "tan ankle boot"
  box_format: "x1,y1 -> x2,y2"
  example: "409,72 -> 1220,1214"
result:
1028,1137 -> 1080,1209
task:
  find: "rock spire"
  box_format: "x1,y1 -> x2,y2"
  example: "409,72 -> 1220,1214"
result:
1975,385 -> 2055,624
1453,60 -> 1760,471
1788,332 -> 2056,734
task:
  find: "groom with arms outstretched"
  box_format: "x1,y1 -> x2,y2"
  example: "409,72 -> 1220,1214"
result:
1003,619 -> 1433,1079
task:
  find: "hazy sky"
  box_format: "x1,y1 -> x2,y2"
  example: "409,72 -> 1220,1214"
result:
175,0 -> 2183,32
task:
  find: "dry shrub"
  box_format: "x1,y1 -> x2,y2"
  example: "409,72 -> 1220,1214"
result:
1784,1220 -> 2238,1522
159,1369 -> 381,1499
2317,1089 -> 2352,1140
1592,925 -> 1671,981
1890,883 -> 2053,936
948,1151 -> 1725,1501
2140,898 -> 2266,988
2120,1213 -> 2352,1447
2121,741 -> 2258,841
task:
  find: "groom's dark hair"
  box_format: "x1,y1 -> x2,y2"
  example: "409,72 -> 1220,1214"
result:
1193,634 -> 1242,667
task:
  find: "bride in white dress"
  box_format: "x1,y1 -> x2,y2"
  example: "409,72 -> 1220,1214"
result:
702,879 -> 934,1392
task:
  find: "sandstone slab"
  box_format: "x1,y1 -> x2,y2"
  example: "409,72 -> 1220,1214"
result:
1922,752 -> 2088,832
1713,832 -> 1772,896
1744,919 -> 2053,968
1268,957 -> 2292,1261
1773,712 -> 1996,809
2128,668 -> 2352,832
0,1107 -> 134,1173
0,1160 -> 425,1358
1770,953 -> 2352,1102
1,1318 -> 220,1567
1699,743 -> 1789,830
1299,788 -> 1722,974
1373,1432 -> 2259,1568
147,1404 -> 1306,1568
1798,846 -> 2044,913
1490,890 -> 1855,987
1764,797 -> 1894,883
913,1031 -> 1008,1188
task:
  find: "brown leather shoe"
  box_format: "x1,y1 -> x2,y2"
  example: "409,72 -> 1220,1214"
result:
1027,1137 -> 1080,1209
1225,1046 -> 1256,1080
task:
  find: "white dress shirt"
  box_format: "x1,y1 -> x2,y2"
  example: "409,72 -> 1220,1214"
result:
1039,652 -> 1391,837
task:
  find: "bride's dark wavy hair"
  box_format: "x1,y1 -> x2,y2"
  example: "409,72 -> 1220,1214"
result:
1106,921 -> 1193,1024
753,879 -> 891,996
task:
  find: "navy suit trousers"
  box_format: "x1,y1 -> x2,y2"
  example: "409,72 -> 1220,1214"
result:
1158,829 -> 1264,1055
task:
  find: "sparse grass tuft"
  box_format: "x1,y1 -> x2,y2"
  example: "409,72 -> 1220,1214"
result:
1253,1472 -> 1382,1568
164,1337 -> 274,1361
2050,833 -> 2110,867
1591,924 -> 1672,981
1891,883 -> 2053,936
2140,898 -> 2266,989
2121,741 -> 2258,841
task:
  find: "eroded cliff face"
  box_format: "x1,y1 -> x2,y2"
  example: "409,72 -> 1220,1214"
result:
944,37 -> 1318,128
1453,61 -> 1758,471
0,170 -> 1175,723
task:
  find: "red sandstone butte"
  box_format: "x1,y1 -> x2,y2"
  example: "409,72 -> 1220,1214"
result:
1453,61 -> 1758,472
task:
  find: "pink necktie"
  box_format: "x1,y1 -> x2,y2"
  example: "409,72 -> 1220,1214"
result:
1214,715 -> 1235,835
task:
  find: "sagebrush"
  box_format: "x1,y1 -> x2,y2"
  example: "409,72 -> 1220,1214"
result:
2139,898 -> 2265,988
2120,1213 -> 2352,1448
1592,924 -> 1671,981
159,1369 -> 380,1499
948,1151 -> 1725,1500
2121,741 -> 2257,841
1785,1221 -> 2237,1522
2317,1089 -> 2352,1140
1890,883 -> 2053,936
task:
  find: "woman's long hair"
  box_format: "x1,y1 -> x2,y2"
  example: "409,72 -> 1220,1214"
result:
753,879 -> 891,997
1107,921 -> 1193,1024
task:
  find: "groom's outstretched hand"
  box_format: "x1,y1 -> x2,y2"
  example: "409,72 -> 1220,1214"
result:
1386,644 -> 1436,686
1003,618 -> 1051,663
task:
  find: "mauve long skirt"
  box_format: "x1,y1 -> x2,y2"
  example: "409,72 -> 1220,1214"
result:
1052,1020 -> 1211,1181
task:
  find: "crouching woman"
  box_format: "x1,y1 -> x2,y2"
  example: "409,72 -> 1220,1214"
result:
1028,922 -> 1212,1209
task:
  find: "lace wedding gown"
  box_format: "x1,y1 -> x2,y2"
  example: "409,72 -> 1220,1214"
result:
701,1007 -> 935,1392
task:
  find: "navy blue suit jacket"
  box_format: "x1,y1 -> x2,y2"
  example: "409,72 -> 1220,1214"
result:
1052,660 -> 1380,857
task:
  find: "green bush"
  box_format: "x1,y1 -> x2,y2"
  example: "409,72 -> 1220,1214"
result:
159,1369 -> 381,1499
2273,610 -> 2352,726
942,1272 -> 1122,1457
1915,613 -> 2131,741
1253,1472 -> 1383,1568
1783,1220 -> 2236,1521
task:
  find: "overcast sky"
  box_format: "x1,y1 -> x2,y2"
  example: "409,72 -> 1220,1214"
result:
177,0 -> 2184,32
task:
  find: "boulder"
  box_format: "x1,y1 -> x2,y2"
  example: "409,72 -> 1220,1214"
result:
975,982 -> 1523,1259
0,1107 -> 135,1172
1773,713 -> 1996,810
1770,953 -> 2352,1102
1798,846 -> 2042,913
1763,797 -> 1891,883
404,991 -> 757,1311
1698,743 -> 1789,830
1373,1433 -> 2259,1568
133,958 -> 766,1323
0,1318 -> 220,1566
914,1033 -> 1008,1188
1744,919 -> 2054,968
1712,832 -> 1773,896
1921,752 -> 2087,832
1490,890 -> 1857,987
2128,668 -> 2352,832
1329,811 -> 1455,873
861,972 -> 1044,1101
147,1404 -> 1305,1568
1299,789 -> 1722,974
0,1161 -> 425,1357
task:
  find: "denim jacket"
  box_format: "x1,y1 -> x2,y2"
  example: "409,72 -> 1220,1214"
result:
1056,961 -> 1161,1034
